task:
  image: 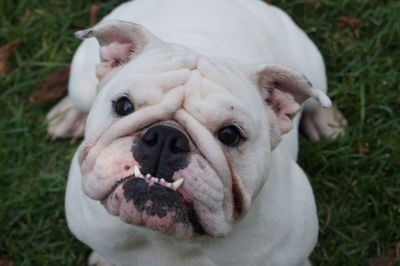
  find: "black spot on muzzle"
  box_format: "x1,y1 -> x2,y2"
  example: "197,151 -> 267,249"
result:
123,178 -> 204,234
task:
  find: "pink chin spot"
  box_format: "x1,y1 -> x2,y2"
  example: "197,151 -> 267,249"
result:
144,212 -> 177,234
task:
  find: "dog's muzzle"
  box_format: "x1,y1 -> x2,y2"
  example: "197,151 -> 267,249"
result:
102,125 -> 206,237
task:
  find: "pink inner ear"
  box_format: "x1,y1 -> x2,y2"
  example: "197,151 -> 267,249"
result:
100,42 -> 133,67
267,88 -> 301,134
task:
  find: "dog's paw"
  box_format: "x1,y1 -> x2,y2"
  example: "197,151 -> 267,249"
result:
301,105 -> 347,141
46,96 -> 86,140
88,251 -> 113,266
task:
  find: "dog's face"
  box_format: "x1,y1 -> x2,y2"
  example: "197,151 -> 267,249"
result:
77,21 -> 330,238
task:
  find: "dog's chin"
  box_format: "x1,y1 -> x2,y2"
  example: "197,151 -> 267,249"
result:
101,176 -> 206,238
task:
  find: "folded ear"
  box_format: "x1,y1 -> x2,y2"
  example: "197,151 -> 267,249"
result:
75,20 -> 163,80
249,64 -> 331,149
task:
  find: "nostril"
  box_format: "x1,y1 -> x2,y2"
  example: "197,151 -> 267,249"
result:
134,125 -> 191,181
142,131 -> 158,146
140,125 -> 190,153
170,137 -> 190,153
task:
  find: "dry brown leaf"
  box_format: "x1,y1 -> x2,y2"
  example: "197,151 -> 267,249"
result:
89,4 -> 100,26
0,258 -> 13,266
0,38 -> 21,74
357,140 -> 370,155
369,243 -> 400,266
29,66 -> 70,104
337,16 -> 361,29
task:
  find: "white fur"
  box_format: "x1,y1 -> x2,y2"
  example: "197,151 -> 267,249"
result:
65,0 -> 326,265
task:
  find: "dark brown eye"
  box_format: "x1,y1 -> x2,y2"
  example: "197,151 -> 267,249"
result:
217,125 -> 242,147
114,97 -> 134,116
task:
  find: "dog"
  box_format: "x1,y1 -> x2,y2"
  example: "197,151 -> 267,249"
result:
47,0 -> 347,265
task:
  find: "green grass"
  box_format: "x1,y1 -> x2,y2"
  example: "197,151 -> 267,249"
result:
1,0 -> 399,265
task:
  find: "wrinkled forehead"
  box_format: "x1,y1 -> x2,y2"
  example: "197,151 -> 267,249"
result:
101,46 -> 263,130
182,60 -> 262,133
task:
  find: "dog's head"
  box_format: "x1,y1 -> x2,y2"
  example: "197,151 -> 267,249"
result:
77,20 -> 331,238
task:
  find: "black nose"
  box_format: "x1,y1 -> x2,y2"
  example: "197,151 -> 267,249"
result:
132,125 -> 190,182
141,125 -> 190,153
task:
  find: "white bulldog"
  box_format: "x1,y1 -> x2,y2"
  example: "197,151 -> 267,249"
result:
47,0 -> 347,265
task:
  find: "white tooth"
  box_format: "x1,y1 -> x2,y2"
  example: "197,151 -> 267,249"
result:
145,174 -> 151,179
166,183 -> 172,188
151,177 -> 157,182
172,178 -> 184,190
133,165 -> 143,177
160,178 -> 165,183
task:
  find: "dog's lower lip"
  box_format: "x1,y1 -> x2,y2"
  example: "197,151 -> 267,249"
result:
98,170 -> 205,236
101,175 -> 135,202
102,173 -> 185,203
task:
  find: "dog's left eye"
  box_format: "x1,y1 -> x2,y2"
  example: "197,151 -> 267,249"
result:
114,97 -> 134,116
217,125 -> 243,147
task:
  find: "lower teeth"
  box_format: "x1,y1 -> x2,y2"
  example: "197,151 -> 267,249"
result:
132,165 -> 184,190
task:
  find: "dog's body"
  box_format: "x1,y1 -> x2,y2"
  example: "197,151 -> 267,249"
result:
52,0 -> 346,265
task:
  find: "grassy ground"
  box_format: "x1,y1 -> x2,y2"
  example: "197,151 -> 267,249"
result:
1,0 -> 399,265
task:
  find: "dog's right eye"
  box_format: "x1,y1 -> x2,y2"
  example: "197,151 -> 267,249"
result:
113,97 -> 134,116
217,125 -> 243,147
